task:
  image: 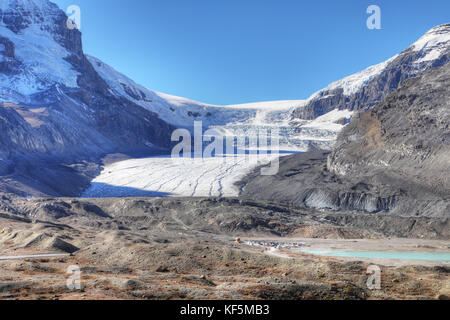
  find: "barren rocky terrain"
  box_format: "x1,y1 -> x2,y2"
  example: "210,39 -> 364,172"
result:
0,195 -> 448,300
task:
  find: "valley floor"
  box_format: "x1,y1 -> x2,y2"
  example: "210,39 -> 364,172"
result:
0,196 -> 448,300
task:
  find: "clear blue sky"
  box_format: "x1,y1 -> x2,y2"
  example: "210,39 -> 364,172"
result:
52,0 -> 449,105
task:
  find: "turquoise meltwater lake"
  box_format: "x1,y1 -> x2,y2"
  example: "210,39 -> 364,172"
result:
300,249 -> 450,262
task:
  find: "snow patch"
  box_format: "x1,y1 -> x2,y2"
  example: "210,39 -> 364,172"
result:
302,109 -> 353,132
308,55 -> 398,99
226,100 -> 306,111
412,24 -> 450,64
411,24 -> 450,52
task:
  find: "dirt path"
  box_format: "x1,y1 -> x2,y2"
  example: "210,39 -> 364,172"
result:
0,253 -> 70,261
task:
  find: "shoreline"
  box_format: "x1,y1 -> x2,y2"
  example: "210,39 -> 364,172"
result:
241,237 -> 450,267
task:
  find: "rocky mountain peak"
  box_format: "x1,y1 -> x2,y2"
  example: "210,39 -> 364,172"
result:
1,0 -> 60,32
0,0 -> 82,55
0,0 -> 83,100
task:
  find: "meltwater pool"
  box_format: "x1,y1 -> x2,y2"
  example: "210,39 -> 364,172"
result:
300,249 -> 450,262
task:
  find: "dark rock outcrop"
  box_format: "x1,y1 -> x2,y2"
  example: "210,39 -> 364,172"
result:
239,151 -> 401,214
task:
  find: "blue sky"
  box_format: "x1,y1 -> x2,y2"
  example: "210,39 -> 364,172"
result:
53,0 -> 450,105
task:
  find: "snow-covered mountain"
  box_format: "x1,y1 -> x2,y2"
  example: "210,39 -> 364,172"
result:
0,0 -> 448,197
0,0 -> 81,98
0,0 -> 176,195
90,54 -> 299,126
0,0 -> 173,158
89,54 -> 319,152
293,23 -> 450,120
90,23 -> 450,153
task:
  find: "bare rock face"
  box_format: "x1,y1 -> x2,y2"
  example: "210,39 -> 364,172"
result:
239,151 -> 401,214
327,62 -> 450,216
0,36 -> 17,72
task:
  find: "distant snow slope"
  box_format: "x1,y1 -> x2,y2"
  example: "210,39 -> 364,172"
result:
87,55 -> 308,130
412,24 -> 450,63
88,54 -> 358,152
87,54 -> 314,151
309,55 -> 398,98
226,100 -> 306,110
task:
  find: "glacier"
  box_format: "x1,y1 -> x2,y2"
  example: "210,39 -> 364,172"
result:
1,0 -> 448,198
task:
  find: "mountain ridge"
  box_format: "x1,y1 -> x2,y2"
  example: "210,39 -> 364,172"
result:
293,23 -> 450,120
